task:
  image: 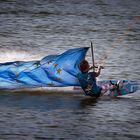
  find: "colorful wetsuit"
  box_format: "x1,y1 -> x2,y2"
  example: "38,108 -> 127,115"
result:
77,71 -> 102,97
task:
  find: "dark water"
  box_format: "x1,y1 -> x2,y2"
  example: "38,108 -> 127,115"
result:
0,0 -> 140,139
0,92 -> 140,140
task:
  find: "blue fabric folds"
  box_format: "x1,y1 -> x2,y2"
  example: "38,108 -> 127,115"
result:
0,47 -> 89,89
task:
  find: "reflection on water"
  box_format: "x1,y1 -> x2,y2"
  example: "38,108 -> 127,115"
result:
80,96 -> 97,107
0,0 -> 140,139
0,92 -> 140,140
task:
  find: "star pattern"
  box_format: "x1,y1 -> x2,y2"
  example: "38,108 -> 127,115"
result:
47,82 -> 54,87
57,68 -> 61,74
47,60 -> 52,64
35,62 -> 40,67
54,63 -> 58,68
56,77 -> 61,81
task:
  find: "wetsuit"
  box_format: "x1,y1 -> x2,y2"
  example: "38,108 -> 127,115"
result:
77,71 -> 102,97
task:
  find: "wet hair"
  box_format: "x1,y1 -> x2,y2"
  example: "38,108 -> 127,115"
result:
79,59 -> 89,72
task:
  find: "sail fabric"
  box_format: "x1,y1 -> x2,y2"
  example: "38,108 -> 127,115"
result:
0,47 -> 89,89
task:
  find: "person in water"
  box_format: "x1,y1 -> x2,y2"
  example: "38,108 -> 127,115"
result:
77,59 -> 121,97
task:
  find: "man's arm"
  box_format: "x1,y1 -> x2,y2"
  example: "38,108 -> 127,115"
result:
88,65 -> 98,71
95,66 -> 104,77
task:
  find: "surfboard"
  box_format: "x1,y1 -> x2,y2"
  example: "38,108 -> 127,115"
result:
73,80 -> 138,97
97,80 -> 138,97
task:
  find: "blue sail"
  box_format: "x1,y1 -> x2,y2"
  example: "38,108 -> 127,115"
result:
0,47 -> 89,89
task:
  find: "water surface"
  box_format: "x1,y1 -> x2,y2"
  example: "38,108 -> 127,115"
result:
0,0 -> 140,139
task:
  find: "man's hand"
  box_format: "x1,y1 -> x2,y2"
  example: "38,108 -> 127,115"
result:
99,66 -> 104,69
89,65 -> 104,70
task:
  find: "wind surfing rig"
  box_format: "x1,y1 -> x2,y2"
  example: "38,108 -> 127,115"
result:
91,42 -> 95,72
73,42 -> 95,91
